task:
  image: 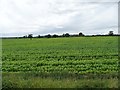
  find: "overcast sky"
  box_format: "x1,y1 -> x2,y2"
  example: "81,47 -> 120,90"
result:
0,0 -> 119,37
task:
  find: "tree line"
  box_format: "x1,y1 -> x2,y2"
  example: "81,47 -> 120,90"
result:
23,31 -> 118,39
2,31 -> 118,39
23,32 -> 85,39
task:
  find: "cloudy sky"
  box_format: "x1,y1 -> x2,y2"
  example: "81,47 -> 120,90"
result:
0,0 -> 119,37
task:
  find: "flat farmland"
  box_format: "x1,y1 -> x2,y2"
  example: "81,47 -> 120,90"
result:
2,36 -> 119,88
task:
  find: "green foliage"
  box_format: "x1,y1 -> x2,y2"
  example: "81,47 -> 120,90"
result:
2,36 -> 119,88
2,36 -> 118,75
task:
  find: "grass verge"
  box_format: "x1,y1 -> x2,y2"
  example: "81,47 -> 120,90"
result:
2,72 -> 118,88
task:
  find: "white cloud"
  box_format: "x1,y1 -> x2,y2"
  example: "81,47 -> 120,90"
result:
0,0 -> 118,36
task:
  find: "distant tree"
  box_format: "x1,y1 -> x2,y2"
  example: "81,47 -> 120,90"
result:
62,34 -> 65,37
23,35 -> 27,38
79,32 -> 84,36
108,31 -> 114,36
52,34 -> 58,38
37,35 -> 41,38
45,34 -> 51,38
28,34 -> 33,39
64,33 -> 70,37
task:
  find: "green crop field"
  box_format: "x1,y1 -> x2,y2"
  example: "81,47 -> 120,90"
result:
2,36 -> 119,88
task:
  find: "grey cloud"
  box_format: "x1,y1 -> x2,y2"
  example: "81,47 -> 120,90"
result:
0,0 -> 118,36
